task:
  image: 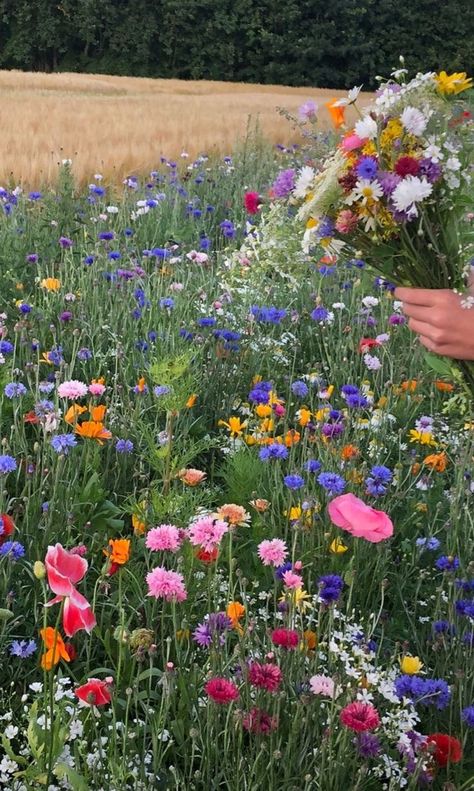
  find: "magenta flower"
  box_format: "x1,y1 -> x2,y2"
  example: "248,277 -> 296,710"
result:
187,515 -> 228,553
146,566 -> 187,602
146,524 -> 182,553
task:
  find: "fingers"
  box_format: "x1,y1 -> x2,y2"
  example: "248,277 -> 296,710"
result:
407,318 -> 440,340
402,304 -> 435,321
394,287 -> 440,306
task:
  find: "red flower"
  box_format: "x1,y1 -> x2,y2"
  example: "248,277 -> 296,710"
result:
24,410 -> 40,424
394,156 -> 420,177
0,514 -> 15,546
426,733 -> 463,767
271,628 -> 299,650
196,547 -> 219,563
244,191 -> 261,214
340,701 -> 380,732
358,337 -> 381,353
242,707 -> 278,734
64,642 -> 77,661
75,677 -> 112,706
204,677 -> 239,704
44,543 -> 96,637
248,662 -> 282,692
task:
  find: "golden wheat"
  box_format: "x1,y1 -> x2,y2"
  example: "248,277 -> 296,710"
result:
0,70 -> 371,185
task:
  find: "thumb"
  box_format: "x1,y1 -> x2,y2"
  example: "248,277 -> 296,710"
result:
469,265 -> 474,294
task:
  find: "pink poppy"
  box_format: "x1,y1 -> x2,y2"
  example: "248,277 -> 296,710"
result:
75,677 -> 112,706
328,493 -> 393,543
45,543 -> 96,637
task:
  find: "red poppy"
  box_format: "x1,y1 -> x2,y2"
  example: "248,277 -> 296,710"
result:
0,513 -> 15,545
359,338 -> 381,353
426,733 -> 463,767
196,547 -> 219,563
24,410 -> 40,424
75,678 -> 112,706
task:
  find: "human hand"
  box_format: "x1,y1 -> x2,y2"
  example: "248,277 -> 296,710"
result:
395,284 -> 474,361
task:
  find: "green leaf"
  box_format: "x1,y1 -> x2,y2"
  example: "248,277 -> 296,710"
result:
0,608 -> 14,620
54,763 -> 89,791
423,352 -> 454,377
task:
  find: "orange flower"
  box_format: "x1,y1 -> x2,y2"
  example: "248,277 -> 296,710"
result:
423,452 -> 448,472
105,538 -> 131,565
284,429 -> 300,447
226,601 -> 245,631
249,498 -> 270,513
90,404 -> 107,422
177,468 -> 206,486
434,380 -> 454,392
136,377 -> 147,393
411,462 -> 421,475
74,421 -> 112,444
399,379 -> 418,393
298,408 -> 312,427
216,504 -> 250,526
132,513 -> 146,535
301,629 -> 317,651
255,404 -> 272,418
186,393 -> 197,408
341,444 -> 359,461
325,100 -> 346,129
40,627 -> 70,670
65,404 -> 87,424
41,277 -> 61,292
259,418 -> 274,433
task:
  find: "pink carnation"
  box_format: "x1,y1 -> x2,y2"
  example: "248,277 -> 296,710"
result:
248,662 -> 282,692
340,133 -> 365,152
340,701 -> 380,732
271,628 -> 299,650
146,524 -> 182,553
146,566 -> 187,602
88,383 -> 106,396
309,674 -> 335,697
57,380 -> 88,400
204,677 -> 239,704
282,570 -> 303,589
187,515 -> 228,552
242,707 -> 278,734
335,209 -> 359,234
328,493 -> 394,543
258,539 -> 288,567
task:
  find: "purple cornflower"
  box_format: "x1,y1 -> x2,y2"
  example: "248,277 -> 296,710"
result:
321,422 -> 345,438
378,171 -> 401,195
389,313 -> 406,325
0,455 -> 17,475
394,675 -> 451,710
50,434 -> 77,455
26,253 -> 39,264
28,191 -> 42,201
249,382 -> 273,404
259,445 -> 288,461
291,380 -> 309,398
4,382 -> 27,398
317,472 -> 346,495
272,168 -> 295,198
418,158 -> 442,182
435,555 -> 460,572
10,639 -> 37,658
284,474 -> 305,490
116,439 -> 134,454
316,216 -> 335,239
356,156 -> 378,179
193,612 -> 231,648
0,541 -> 25,560
341,384 -> 359,397
298,100 -> 317,120
60,311 -> 73,322
77,347 -> 92,361
462,706 -> 474,727
318,574 -> 344,604
356,732 -> 381,758
34,400 -> 54,418
219,219 -> 236,239
39,381 -> 55,394
59,236 -> 73,249
365,465 -> 393,497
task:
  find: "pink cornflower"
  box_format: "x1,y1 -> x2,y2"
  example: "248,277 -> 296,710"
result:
248,662 -> 282,693
340,701 -> 380,732
88,382 -> 106,396
309,674 -> 336,698
258,539 -> 288,567
271,628 -> 299,650
282,570 -> 303,589
146,566 -> 187,602
204,677 -> 239,704
242,707 -> 278,734
188,515 -> 228,553
335,209 -> 359,233
57,380 -> 88,400
146,524 -> 182,553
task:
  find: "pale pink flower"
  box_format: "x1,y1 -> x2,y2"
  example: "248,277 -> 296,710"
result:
335,209 -> 359,233
88,382 -> 106,396
146,524 -> 182,553
57,380 -> 88,400
188,515 -> 228,552
328,493 -> 394,543
282,570 -> 303,589
340,133 -> 365,152
309,674 -> 336,697
257,539 -> 288,567
146,566 -> 187,602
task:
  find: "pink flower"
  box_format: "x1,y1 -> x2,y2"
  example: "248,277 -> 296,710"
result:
57,380 -> 88,400
188,515 -> 228,553
146,524 -> 182,553
204,677 -> 239,704
282,570 -> 303,589
309,674 -> 336,697
88,382 -> 106,396
244,191 -> 261,214
340,133 -> 365,152
146,566 -> 187,602
328,493 -> 394,543
258,539 -> 288,567
271,628 -> 299,650
242,707 -> 278,734
340,701 -> 380,732
44,543 -> 96,637
75,677 -> 112,706
248,662 -> 282,692
335,209 -> 359,233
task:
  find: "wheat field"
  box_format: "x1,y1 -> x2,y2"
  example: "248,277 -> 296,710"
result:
0,70 -> 370,185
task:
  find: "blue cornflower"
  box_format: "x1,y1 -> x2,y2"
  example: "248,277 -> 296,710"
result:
251,306 -> 287,324
291,380 -> 309,398
38,381 -> 55,394
108,251 -> 121,260
179,329 -> 194,341
394,675 -> 451,710
311,306 -> 329,322
48,347 -> 63,366
160,298 -> 175,309
456,600 -> 474,618
259,445 -> 288,461
346,393 -> 368,408
215,330 -> 241,342
365,465 -> 393,497
455,579 -> 474,593
462,706 -> 474,727
124,228 -> 134,237
436,555 -> 460,572
248,382 -> 272,404
341,384 -> 360,397
416,537 -> 441,551
10,639 -> 37,658
284,474 -> 305,490
432,620 -> 455,635
318,265 -> 336,276
0,541 -> 25,560
34,400 -> 54,418
151,248 -> 169,259
77,347 -> 92,361
135,340 -> 148,352
304,459 -> 322,473
356,156 -> 378,179
346,258 -> 366,269
219,219 -> 236,239
316,216 -> 335,238
197,317 -> 217,327
154,385 -> 172,397
4,382 -> 27,398
0,341 -> 13,354
19,303 -> 32,314
0,455 -> 16,475
42,502 -> 49,512
318,574 -> 344,604
200,236 -> 211,250
148,331 -> 158,342
275,561 -> 293,580
317,472 -> 346,495
116,439 -> 134,454
98,231 -> 114,241
28,191 -> 42,201
50,434 -> 77,455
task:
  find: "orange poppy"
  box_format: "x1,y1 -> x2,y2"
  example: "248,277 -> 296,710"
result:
74,421 -> 112,443
40,627 -> 70,670
325,100 -> 346,129
227,601 -> 245,633
434,380 -> 454,392
284,429 -> 300,447
341,444 -> 359,461
90,404 -> 107,422
186,394 -> 197,408
65,404 -> 87,425
423,452 -> 448,472
104,538 -> 131,565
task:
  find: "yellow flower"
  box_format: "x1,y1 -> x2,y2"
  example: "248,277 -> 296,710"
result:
329,538 -> 348,554
361,140 -> 377,156
255,403 -> 272,418
132,513 -> 146,535
40,277 -> 61,292
306,217 -> 318,229
400,655 -> 423,675
297,407 -> 312,427
409,429 -> 437,446
280,586 -> 311,611
435,71 -> 473,95
186,393 -> 197,408
243,434 -> 257,446
218,416 -> 247,437
285,506 -> 302,521
314,407 -> 330,422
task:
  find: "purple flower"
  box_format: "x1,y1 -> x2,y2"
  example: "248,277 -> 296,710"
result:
272,168 -> 295,198
304,459 -> 321,473
418,158 -> 442,183
311,306 -> 330,322
60,311 -> 73,322
394,675 -> 451,709
10,639 -> 37,658
26,253 -> 39,264
0,455 -> 17,475
4,382 -> 27,398
456,600 -> 474,618
321,423 -> 345,438
462,706 -> 474,727
435,555 -> 460,572
284,474 -> 305,490
318,574 -> 344,604
251,306 -> 287,324
51,434 -> 77,455
154,385 -> 172,397
116,439 -> 134,454
0,541 -> 25,560
389,314 -> 406,325
356,157 -> 378,179
416,536 -> 440,551
291,380 -> 309,398
365,465 -> 393,497
317,472 -> 345,495
77,347 -> 92,361
379,171 -> 401,195
356,732 -> 381,758
59,236 -> 73,249
259,445 -> 288,461
298,100 -> 317,120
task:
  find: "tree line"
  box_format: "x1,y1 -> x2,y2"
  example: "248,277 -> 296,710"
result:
0,0 -> 472,88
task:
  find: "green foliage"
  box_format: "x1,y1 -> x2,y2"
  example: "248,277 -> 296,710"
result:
0,0 -> 473,87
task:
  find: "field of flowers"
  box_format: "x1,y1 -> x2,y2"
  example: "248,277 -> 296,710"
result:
0,83 -> 473,791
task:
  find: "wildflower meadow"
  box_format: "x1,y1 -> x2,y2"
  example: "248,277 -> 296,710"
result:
0,67 -> 473,791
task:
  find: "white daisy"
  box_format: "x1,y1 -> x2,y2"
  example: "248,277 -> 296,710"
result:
347,178 -> 384,206
332,85 -> 363,107
392,175 -> 433,216
293,166 -> 315,199
400,106 -> 427,136
354,115 -> 378,140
